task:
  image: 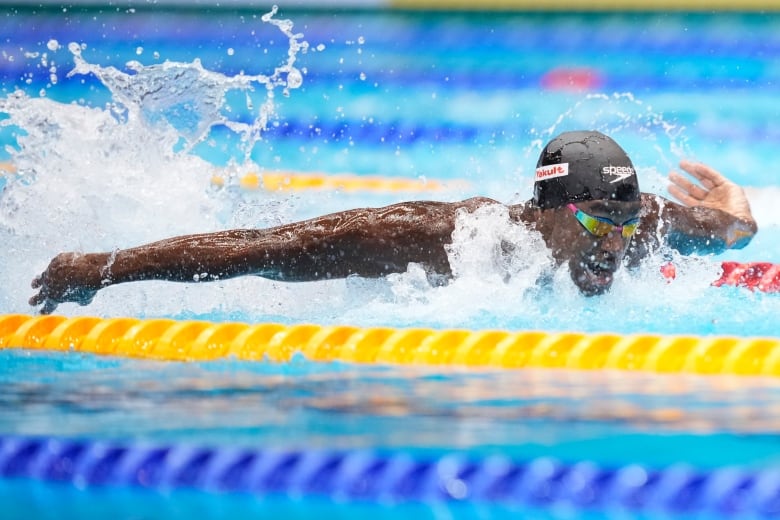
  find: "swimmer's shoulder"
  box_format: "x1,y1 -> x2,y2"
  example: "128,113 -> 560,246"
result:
429,196 -> 533,224
639,191 -> 672,225
640,191 -> 663,206
377,197 -> 504,223
640,191 -> 680,208
455,196 -> 504,209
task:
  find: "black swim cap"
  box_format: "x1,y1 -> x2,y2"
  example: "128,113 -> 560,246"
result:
533,130 -> 641,209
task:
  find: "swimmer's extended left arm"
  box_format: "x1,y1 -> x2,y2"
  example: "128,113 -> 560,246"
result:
637,160 -> 757,256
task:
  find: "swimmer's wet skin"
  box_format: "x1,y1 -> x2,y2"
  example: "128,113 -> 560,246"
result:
29,130 -> 757,313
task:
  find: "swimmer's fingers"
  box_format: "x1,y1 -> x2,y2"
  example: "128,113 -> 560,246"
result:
29,287 -> 92,314
29,255 -> 96,313
28,291 -> 45,307
29,274 -> 48,306
674,160 -> 755,223
667,183 -> 699,207
678,160 -> 726,190
668,171 -> 709,205
40,300 -> 58,315
28,289 -> 58,315
29,277 -> 57,314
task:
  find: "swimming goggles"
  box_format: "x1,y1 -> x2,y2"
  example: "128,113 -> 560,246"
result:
567,203 -> 640,238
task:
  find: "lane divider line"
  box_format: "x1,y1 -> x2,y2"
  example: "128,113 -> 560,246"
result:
3,434 -> 780,515
1,314 -> 780,375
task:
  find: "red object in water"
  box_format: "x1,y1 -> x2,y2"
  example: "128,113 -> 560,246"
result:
660,262 -> 676,281
540,67 -> 603,92
713,262 -> 780,292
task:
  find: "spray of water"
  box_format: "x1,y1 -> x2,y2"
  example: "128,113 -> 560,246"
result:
0,7 -> 310,315
64,5 -> 308,163
509,92 -> 693,205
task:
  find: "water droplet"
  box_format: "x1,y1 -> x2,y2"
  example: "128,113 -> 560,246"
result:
227,47 -> 235,56
46,40 -> 59,52
286,67 -> 303,89
135,46 -> 143,55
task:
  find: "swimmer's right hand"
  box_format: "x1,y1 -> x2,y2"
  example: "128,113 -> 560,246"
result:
29,253 -> 100,314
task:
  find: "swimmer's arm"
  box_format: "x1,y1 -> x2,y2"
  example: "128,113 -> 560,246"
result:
653,197 -> 756,255
30,197 -> 495,314
632,161 -> 757,257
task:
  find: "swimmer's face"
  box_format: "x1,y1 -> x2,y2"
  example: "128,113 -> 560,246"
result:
547,199 -> 642,296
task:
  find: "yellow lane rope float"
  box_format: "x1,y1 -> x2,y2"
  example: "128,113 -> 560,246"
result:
2,314 -> 780,376
213,170 -> 465,193
0,163 -> 462,193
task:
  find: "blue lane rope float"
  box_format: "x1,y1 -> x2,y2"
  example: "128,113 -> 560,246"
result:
3,434 -> 780,516
197,115 -> 780,149
9,51 -> 780,95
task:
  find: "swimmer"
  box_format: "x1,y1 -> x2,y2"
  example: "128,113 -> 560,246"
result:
30,130 -> 757,314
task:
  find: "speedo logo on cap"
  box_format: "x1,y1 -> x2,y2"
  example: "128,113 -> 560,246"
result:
601,165 -> 636,183
535,162 -> 569,181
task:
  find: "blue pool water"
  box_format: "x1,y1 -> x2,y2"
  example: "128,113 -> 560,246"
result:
1,4 -> 780,519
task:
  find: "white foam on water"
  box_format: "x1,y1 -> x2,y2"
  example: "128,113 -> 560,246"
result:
342,205 -> 555,328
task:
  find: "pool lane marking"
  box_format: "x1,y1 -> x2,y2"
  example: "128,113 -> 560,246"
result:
6,433 -> 780,512
0,163 -> 465,193
219,170 -> 469,193
2,314 -> 780,376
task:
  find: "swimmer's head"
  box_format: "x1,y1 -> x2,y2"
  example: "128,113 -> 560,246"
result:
533,130 -> 640,209
533,131 -> 642,296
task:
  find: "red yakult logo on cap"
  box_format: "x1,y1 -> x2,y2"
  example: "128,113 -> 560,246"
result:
535,162 -> 569,181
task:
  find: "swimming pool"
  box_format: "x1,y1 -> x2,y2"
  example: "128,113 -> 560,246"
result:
1,3 -> 780,518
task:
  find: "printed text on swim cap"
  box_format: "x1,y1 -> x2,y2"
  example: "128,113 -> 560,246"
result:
535,162 -> 569,181
601,165 -> 636,183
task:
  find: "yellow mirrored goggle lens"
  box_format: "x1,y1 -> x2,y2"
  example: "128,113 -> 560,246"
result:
567,204 -> 639,238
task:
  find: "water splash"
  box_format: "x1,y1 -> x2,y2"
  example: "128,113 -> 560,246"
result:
526,93 -> 690,157
0,7 -> 310,314
517,92 -> 692,201
63,5 -> 308,163
343,206 -> 555,328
